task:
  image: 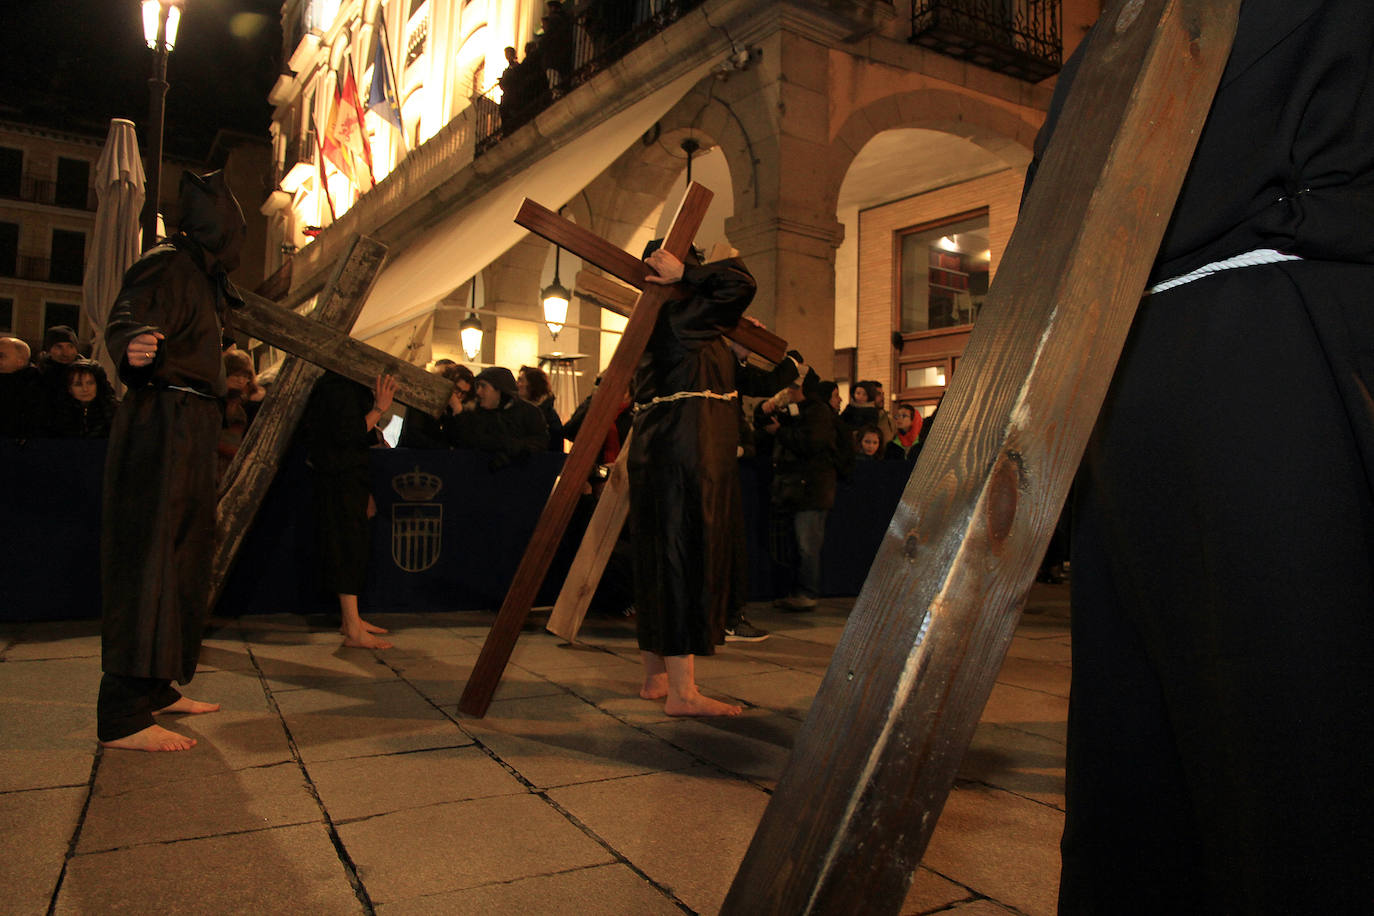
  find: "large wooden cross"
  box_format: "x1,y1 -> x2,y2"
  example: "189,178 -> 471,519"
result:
720,0 -> 1242,911
205,236 -> 453,609
458,187 -> 788,716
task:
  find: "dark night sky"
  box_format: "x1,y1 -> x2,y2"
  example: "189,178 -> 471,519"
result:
1,0 -> 283,161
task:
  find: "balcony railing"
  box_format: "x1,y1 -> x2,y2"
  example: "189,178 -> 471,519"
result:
474,0 -> 707,155
911,0 -> 1061,82
0,175 -> 97,211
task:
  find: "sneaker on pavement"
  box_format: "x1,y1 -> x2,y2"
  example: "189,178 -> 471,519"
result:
725,621 -> 771,642
773,594 -> 818,612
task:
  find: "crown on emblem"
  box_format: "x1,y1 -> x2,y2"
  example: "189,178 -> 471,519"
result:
392,466 -> 442,501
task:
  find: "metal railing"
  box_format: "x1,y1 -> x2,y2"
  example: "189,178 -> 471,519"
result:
911,0 -> 1061,82
0,175 -> 97,211
474,0 -> 707,155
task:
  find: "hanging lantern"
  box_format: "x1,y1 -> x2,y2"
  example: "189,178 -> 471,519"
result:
541,244 -> 569,339
460,281 -> 483,361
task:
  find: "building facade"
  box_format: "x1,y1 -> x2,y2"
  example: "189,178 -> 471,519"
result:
261,0 -> 1103,414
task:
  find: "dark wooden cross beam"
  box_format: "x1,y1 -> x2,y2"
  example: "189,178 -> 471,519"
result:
513,200 -> 788,365
207,236 -> 442,608
722,0 -> 1243,912
458,184 -> 717,717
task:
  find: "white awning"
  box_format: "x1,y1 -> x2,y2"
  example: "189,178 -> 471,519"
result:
353,60 -> 715,342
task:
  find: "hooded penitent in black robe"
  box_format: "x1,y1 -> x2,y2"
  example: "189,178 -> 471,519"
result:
302,372 -> 379,597
1038,4 -> 1374,911
629,258 -> 755,657
101,171 -> 244,687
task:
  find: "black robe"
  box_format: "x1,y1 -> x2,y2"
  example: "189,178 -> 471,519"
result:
303,372 -> 377,597
1042,4 -> 1374,911
629,259 -> 755,656
101,171 -> 243,686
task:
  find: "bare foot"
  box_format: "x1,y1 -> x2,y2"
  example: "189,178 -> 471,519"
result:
339,620 -> 389,636
100,724 -> 197,752
664,691 -> 742,717
155,696 -> 221,715
640,672 -> 669,701
342,630 -> 393,649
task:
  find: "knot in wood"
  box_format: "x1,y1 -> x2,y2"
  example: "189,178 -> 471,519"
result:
985,450 -> 1023,549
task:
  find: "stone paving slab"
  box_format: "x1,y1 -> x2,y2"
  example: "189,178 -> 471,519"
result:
548,765 -> 771,915
506,639 -> 637,676
961,722 -> 1067,809
698,666 -> 823,720
0,785 -> 86,914
921,782 -> 1063,916
251,643 -> 400,692
56,822 -> 364,915
374,863 -> 682,916
996,654 -> 1071,697
307,745 -> 526,823
980,681 -> 1069,745
536,653 -> 646,705
391,654 -> 563,707
274,678 -> 468,763
467,692 -> 694,788
642,711 -> 795,788
336,793 -> 616,905
373,625 -> 483,659
79,760 -> 320,853
0,655 -> 101,792
902,867 -> 979,914
2,619 -> 102,661
1005,632 -> 1073,663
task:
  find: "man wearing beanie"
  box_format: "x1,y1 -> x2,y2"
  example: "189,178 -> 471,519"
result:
451,365 -> 547,467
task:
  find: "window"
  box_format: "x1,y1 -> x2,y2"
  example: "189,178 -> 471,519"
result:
0,221 -> 17,277
0,146 -> 20,198
55,157 -> 91,209
899,211 -> 990,334
0,297 -> 12,331
49,229 -> 86,285
44,302 -> 81,334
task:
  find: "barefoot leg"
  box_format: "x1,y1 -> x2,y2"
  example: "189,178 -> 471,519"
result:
662,655 -> 742,717
640,650 -> 669,700
339,594 -> 393,649
101,724 -> 197,752
155,695 -> 221,715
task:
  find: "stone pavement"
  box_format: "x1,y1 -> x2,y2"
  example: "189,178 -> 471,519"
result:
0,584 -> 1070,915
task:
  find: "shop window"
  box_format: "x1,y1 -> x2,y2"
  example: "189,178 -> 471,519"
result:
899,211 -> 990,334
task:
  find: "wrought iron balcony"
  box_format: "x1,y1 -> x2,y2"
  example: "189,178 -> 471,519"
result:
911,0 -> 1062,82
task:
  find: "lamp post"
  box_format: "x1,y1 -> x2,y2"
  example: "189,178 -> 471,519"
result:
460,280 -> 484,362
141,0 -> 183,251
541,245 -> 570,339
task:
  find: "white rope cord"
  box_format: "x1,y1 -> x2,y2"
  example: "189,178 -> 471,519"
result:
633,389 -> 738,414
1147,248 -> 1302,295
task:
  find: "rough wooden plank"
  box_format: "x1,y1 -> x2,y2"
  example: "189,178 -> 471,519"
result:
517,200 -> 788,363
574,269 -> 638,313
545,437 -> 632,642
722,1 -> 1242,912
234,290 -> 451,417
208,236 -> 388,610
458,184 -> 714,718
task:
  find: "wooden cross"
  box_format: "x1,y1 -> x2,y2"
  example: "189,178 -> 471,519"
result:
459,184 -> 791,716
721,0 -> 1242,911
206,236 -> 453,609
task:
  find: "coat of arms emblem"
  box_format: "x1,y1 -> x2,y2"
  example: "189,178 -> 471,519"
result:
391,466 -> 443,572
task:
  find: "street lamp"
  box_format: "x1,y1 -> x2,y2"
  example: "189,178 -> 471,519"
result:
141,0 -> 184,251
541,245 -> 570,339
460,281 -> 484,362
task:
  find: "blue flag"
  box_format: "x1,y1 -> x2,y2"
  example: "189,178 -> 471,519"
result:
368,31 -> 403,129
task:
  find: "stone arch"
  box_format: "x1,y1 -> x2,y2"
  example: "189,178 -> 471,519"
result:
825,88 -> 1041,216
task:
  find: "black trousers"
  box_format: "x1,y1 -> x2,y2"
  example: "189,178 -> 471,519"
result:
1059,263 -> 1374,913
97,673 -> 181,742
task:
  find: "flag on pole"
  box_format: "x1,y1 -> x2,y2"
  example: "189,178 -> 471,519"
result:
321,57 -> 376,190
368,27 -> 403,130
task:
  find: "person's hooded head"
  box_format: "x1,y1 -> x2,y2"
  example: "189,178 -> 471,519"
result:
65,358 -> 114,405
176,170 -> 247,273
815,380 -> 840,412
42,325 -> 79,364
474,366 -> 518,410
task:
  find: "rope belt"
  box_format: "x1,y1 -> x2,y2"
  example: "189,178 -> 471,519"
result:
633,389 -> 738,415
1147,248 -> 1302,295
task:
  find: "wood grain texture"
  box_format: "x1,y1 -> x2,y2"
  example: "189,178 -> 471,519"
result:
722,1 -> 1242,912
517,200 -> 788,364
458,184 -> 714,718
545,438 -> 632,642
208,237 -> 388,610
234,290 -> 451,417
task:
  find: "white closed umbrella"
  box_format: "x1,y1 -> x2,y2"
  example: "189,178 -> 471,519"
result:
83,118 -> 146,390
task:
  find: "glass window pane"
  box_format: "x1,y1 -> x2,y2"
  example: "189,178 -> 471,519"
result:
905,365 -> 945,389
900,213 -> 991,333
